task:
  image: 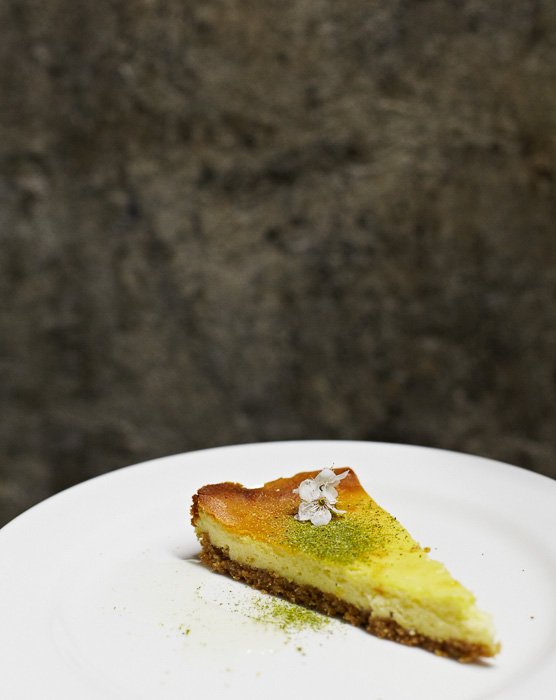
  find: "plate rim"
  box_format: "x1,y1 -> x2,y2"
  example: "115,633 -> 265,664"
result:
1,439 -> 556,700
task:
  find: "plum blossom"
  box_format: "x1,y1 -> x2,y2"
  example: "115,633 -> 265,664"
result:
293,467 -> 350,526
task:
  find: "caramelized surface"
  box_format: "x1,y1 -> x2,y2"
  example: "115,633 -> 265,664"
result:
192,471 -> 306,537
192,469 -> 404,545
192,469 -> 421,564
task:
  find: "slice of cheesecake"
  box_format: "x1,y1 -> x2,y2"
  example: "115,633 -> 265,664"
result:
191,467 -> 499,662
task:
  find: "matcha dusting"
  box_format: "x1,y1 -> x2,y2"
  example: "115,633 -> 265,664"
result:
284,513 -> 391,562
250,595 -> 329,633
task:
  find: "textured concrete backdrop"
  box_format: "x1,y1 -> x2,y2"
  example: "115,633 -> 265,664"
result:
1,1 -> 556,526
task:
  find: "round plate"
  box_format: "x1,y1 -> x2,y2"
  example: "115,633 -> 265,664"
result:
1,440 -> 555,700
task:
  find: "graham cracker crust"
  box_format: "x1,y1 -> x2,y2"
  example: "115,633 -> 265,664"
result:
197,534 -> 493,663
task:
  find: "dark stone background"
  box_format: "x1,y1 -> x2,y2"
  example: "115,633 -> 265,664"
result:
1,0 -> 556,527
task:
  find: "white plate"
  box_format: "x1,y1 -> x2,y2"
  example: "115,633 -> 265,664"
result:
1,440 -> 556,700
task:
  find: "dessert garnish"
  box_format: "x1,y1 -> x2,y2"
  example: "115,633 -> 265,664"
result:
293,467 -> 349,526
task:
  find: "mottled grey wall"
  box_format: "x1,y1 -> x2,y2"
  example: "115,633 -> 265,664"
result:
2,0 -> 556,526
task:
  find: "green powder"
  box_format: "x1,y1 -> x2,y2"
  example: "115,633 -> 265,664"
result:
250,595 -> 329,633
283,513 -> 391,563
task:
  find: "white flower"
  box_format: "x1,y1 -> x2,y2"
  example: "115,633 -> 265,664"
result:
293,467 -> 350,526
312,467 -> 349,502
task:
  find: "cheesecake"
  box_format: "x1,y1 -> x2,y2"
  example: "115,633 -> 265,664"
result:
191,467 -> 499,662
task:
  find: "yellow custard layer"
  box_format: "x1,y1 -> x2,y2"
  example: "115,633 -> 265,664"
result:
192,470 -> 498,653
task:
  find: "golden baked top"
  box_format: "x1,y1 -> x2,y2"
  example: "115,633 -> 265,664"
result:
192,469 -> 422,564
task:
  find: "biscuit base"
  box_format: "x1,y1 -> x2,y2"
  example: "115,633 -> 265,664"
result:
197,534 -> 494,663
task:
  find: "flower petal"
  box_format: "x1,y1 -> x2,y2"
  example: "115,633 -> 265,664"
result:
320,483 -> 339,502
294,479 -> 321,502
295,500 -> 321,521
313,468 -> 337,487
327,469 -> 350,487
310,507 -> 332,526
327,503 -> 346,515
314,467 -> 350,489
